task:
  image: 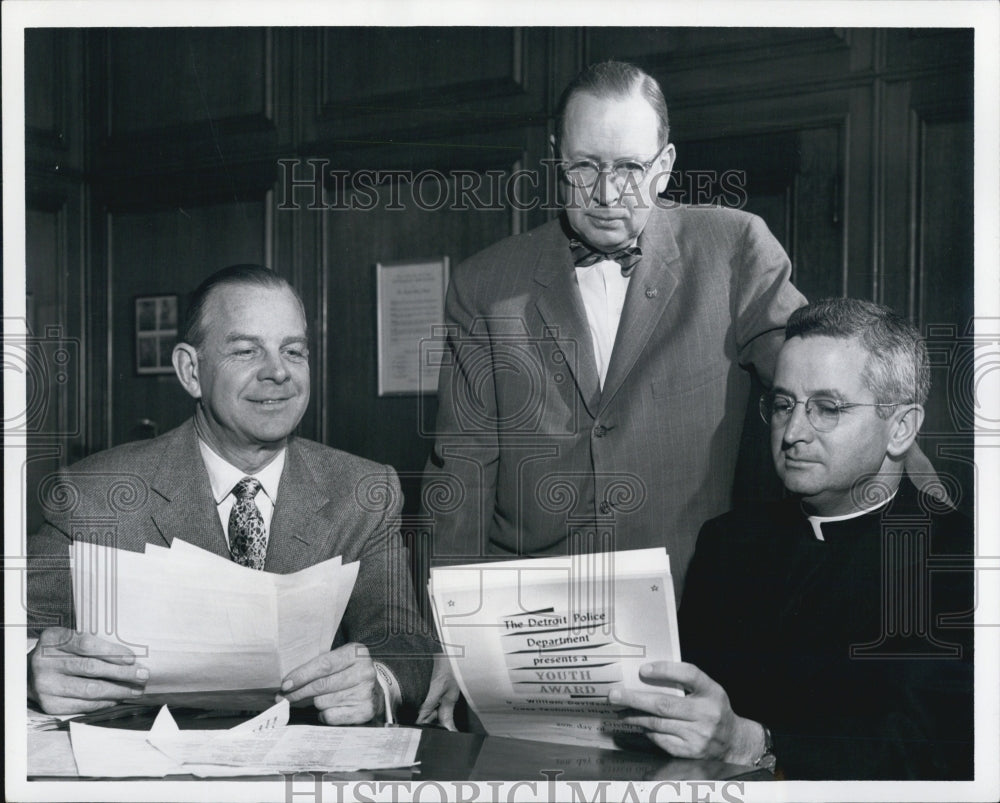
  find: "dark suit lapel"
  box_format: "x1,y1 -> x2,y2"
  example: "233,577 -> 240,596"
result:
148,420 -> 230,558
265,440 -> 326,574
533,230 -> 602,417
600,210 -> 681,412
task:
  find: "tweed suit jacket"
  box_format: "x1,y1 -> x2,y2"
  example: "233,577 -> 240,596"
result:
27,419 -> 434,710
422,205 -> 805,590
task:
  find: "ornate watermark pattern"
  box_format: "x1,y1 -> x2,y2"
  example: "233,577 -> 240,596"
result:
277,158 -> 749,213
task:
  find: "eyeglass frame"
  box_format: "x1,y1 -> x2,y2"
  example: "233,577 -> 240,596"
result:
759,392 -> 907,433
558,145 -> 668,189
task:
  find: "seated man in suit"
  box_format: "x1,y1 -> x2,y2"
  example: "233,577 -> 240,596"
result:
27,264 -> 435,724
609,298 -> 973,779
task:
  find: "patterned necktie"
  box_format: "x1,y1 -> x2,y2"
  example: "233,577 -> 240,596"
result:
569,238 -> 643,277
229,477 -> 267,570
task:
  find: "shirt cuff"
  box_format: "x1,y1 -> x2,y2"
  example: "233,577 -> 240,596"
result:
373,661 -> 402,725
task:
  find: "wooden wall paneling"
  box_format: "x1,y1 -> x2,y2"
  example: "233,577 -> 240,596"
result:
23,29 -> 89,534
23,192 -> 83,536
879,78 -> 915,313
910,81 -> 973,518
25,29 -> 68,153
25,29 -> 86,174
101,28 -> 278,204
871,30 -> 974,516
916,115 -> 973,333
25,28 -> 59,133
270,30 -> 324,443
311,27 -> 548,144
588,27 -> 847,65
667,90 -> 851,300
105,200 -> 268,446
879,64 -> 973,319
917,113 -> 975,517
843,84 -> 875,301
107,28 -> 270,135
587,27 -> 853,109
322,150 -> 525,516
791,124 -> 847,301
844,28 -> 876,73
883,28 -> 974,75
84,31 -> 113,455
272,27 -> 299,151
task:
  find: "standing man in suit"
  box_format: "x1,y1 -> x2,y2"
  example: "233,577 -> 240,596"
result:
609,299 -> 973,779
422,61 -> 806,586
27,265 -> 434,723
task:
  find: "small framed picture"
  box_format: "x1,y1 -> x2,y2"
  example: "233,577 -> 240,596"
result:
375,257 -> 450,396
135,294 -> 179,375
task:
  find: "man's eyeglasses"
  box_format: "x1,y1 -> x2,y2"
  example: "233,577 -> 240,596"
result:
759,393 -> 905,433
560,147 -> 665,189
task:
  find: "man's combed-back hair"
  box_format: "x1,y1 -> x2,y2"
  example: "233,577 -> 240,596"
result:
785,298 -> 930,412
180,264 -> 304,348
553,60 -> 670,152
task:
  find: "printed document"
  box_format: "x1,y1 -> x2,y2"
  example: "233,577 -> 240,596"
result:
429,548 -> 680,749
68,700 -> 421,777
70,538 -> 357,700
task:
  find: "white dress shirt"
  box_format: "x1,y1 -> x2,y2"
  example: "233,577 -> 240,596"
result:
575,258 -> 631,389
198,439 -> 285,548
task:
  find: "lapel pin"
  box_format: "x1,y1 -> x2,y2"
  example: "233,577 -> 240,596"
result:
645,287 -> 658,299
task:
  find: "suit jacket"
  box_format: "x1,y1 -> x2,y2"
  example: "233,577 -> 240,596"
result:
27,419 -> 434,712
422,205 -> 805,590
679,478 -> 974,780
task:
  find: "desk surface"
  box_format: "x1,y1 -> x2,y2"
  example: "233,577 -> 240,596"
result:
28,727 -> 770,782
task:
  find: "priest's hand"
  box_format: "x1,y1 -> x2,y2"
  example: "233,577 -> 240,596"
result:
608,661 -> 765,764
416,652 -> 460,731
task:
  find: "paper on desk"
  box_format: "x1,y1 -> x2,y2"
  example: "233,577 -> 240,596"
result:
70,538 -> 357,698
69,700 -> 289,777
150,725 -> 422,773
69,699 -> 421,777
429,548 -> 681,750
27,731 -> 79,777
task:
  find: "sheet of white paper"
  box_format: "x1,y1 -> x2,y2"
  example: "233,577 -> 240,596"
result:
27,731 -> 79,777
430,548 -> 681,749
69,701 -> 292,778
69,721 -> 180,778
274,559 -> 357,675
71,538 -> 357,698
260,726 -> 422,771
229,698 -> 290,732
150,725 -> 422,773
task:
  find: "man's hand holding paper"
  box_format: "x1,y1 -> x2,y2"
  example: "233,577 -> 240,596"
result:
608,661 -> 764,764
28,628 -> 149,714
279,642 -> 383,725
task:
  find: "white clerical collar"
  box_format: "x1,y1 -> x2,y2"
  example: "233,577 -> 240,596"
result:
198,439 -> 286,506
805,490 -> 899,541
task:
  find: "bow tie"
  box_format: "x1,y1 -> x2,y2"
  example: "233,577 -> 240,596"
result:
569,239 -> 642,276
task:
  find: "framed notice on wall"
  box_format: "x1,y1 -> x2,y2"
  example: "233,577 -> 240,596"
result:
375,257 -> 450,396
135,294 -> 178,375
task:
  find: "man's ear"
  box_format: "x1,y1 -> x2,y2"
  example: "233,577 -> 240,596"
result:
652,143 -> 677,196
172,342 -> 203,400
886,404 -> 924,458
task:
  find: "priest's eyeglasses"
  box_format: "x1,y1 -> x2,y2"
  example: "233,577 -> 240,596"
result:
560,147 -> 665,189
759,393 -> 904,432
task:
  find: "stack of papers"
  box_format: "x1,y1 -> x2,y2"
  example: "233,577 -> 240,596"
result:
69,699 -> 422,777
71,538 -> 358,701
429,548 -> 681,750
